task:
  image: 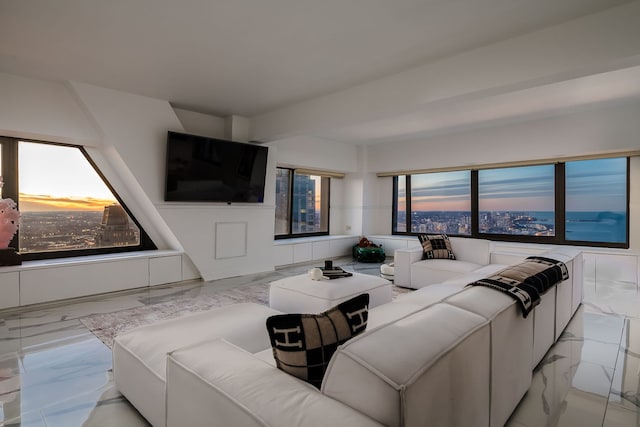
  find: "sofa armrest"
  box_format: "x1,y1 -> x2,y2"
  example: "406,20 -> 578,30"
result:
166,339 -> 383,427
393,247 -> 424,287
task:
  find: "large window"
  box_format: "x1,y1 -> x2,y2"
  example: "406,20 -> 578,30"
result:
393,157 -> 629,248
393,175 -> 407,233
565,158 -> 627,244
1,137 -> 156,260
478,165 -> 555,236
394,171 -> 471,235
275,168 -> 329,238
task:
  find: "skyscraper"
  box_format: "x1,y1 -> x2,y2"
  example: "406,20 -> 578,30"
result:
292,175 -> 316,233
95,204 -> 138,247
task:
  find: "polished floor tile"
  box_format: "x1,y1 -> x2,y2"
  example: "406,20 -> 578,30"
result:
0,257 -> 639,426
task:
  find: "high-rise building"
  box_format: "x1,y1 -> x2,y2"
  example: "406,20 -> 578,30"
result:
292,175 -> 316,233
95,204 -> 138,247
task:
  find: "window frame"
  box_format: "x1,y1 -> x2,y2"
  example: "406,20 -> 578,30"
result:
392,158 -> 630,249
274,167 -> 330,239
409,170 -> 472,236
0,136 -> 156,261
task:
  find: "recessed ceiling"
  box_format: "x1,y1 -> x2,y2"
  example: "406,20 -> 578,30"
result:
0,0 -> 632,119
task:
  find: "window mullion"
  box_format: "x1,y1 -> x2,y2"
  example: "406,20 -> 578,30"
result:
0,137 -> 19,201
471,170 -> 479,237
288,168 -> 294,235
0,137 -> 19,250
405,175 -> 411,233
555,163 -> 565,244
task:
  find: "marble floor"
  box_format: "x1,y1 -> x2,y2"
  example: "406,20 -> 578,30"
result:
0,258 -> 639,427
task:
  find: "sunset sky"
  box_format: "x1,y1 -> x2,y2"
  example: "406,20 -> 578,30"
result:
404,158 -> 626,212
16,141 -> 117,212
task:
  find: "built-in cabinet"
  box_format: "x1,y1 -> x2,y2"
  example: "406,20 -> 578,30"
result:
273,235 -> 360,267
0,250 -> 196,310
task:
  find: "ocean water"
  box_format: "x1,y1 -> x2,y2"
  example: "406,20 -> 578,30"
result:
565,211 -> 626,243
522,211 -> 626,243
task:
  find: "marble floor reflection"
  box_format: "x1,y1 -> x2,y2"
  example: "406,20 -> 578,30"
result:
0,257 -> 639,426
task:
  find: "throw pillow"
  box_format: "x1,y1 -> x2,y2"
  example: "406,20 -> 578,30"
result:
418,233 -> 456,260
266,293 -> 369,389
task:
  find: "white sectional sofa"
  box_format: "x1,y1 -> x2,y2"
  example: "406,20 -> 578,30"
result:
113,245 -> 583,427
394,236 -> 551,289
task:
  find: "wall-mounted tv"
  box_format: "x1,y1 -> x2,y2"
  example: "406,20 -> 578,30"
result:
164,131 -> 268,203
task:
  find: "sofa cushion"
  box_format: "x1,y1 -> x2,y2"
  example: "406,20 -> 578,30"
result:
322,303 -> 491,427
448,237 -> 491,265
409,259 -> 484,288
397,282 -> 466,306
440,263 -> 509,286
112,302 -> 280,427
166,339 -> 386,427
266,293 -> 369,388
418,234 -> 456,260
445,287 -> 534,427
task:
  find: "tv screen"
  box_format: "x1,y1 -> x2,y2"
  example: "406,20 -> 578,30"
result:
164,131 -> 268,203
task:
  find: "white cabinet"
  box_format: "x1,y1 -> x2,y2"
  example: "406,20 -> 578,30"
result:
20,258 -> 149,305
0,271 -> 19,309
150,255 -> 183,286
273,236 -> 359,267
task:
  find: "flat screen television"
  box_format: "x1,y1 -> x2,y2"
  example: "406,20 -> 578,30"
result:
164,131 -> 268,203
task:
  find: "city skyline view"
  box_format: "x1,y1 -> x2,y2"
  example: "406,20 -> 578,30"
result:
7,141 -> 141,254
398,209 -> 626,243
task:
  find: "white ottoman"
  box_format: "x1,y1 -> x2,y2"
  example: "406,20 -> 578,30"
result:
269,272 -> 393,313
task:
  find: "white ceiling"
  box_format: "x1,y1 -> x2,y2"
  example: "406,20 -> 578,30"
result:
0,0 -> 637,143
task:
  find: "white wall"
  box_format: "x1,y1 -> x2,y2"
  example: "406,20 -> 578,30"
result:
266,135 -> 362,236
366,100 -> 640,173
363,100 -> 640,250
267,135 -> 358,172
69,83 -> 279,281
173,108 -> 226,138
0,72 -> 99,144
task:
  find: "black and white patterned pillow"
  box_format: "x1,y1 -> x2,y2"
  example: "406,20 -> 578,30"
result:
266,293 -> 369,389
418,234 -> 456,260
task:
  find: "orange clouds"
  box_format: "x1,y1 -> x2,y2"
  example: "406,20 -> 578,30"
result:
18,194 -> 117,212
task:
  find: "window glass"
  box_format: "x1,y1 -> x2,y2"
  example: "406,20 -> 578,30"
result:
478,165 -> 555,236
275,168 -> 291,235
393,175 -> 407,233
565,158 -> 626,243
18,141 -> 140,253
409,170 -> 471,235
275,168 -> 329,237
292,173 -> 328,234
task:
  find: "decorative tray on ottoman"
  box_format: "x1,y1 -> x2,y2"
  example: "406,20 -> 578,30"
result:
321,267 -> 353,280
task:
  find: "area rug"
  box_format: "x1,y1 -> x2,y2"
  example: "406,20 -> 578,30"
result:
81,282 -> 412,349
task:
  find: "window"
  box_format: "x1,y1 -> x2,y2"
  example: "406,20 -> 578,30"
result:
275,167 -> 329,238
478,165 -> 555,236
1,137 -> 156,260
406,171 -> 471,235
393,175 -> 407,233
565,158 -> 627,244
274,168 -> 291,235
392,157 -> 629,248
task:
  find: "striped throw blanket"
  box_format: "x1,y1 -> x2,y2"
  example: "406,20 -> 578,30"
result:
467,256 -> 569,318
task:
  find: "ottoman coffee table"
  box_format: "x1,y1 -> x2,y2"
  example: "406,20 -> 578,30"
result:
269,271 -> 393,313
